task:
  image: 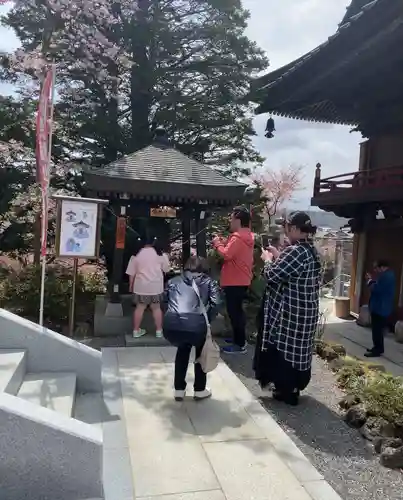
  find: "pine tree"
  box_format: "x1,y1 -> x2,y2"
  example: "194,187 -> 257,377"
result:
3,0 -> 268,175
1,0 -> 268,259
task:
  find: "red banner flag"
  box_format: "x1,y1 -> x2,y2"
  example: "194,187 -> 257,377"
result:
36,67 -> 55,257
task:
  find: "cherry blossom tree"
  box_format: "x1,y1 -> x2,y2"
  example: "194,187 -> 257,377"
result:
0,0 -> 268,264
0,93 -> 76,258
2,0 -> 267,168
251,165 -> 304,229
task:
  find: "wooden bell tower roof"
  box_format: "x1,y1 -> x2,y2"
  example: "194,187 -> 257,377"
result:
84,143 -> 246,206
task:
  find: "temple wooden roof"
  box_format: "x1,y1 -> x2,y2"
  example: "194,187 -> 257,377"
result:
83,143 -> 246,205
249,0 -> 403,135
340,0 -> 376,26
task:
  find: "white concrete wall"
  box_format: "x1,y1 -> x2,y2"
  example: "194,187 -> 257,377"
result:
0,309 -> 101,392
0,392 -> 102,500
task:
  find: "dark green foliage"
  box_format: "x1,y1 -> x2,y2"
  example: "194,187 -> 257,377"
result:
320,343 -> 403,427
1,0 -> 268,263
0,263 -> 106,327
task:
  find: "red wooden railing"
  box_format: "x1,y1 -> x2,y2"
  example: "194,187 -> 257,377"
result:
313,164 -> 403,197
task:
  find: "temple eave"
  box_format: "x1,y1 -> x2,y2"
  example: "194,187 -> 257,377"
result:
84,174 -> 245,205
255,106 -> 358,126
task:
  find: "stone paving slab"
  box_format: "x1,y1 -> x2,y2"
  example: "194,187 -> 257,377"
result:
107,346 -> 343,500
303,480 -> 345,500
324,319 -> 403,376
138,492 -> 226,500
131,437 -> 220,497
205,440 -> 313,500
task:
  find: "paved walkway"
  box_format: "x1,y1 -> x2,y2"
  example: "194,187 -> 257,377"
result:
102,346 -> 342,500
323,316 -> 403,377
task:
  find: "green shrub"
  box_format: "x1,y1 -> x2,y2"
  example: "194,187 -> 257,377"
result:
80,269 -> 108,296
327,344 -> 403,427
336,362 -> 365,391
359,373 -> 403,425
0,263 -> 106,326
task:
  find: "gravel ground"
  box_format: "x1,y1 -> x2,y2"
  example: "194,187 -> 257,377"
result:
223,347 -> 403,500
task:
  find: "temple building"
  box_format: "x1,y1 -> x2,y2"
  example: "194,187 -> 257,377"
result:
83,130 -> 246,338
249,0 -> 403,322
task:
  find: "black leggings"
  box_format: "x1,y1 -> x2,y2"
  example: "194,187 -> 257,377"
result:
224,286 -> 248,347
174,343 -> 206,392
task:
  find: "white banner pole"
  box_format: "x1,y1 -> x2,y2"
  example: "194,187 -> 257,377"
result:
39,64 -> 56,326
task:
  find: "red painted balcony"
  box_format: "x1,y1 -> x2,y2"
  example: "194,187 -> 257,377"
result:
312,164 -> 403,208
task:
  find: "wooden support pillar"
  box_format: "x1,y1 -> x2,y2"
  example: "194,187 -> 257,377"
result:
313,163 -> 321,197
196,208 -> 207,258
110,205 -> 126,304
182,211 -> 191,267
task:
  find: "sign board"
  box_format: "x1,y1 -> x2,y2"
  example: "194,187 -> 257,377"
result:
150,207 -> 176,218
115,217 -> 126,249
55,197 -> 105,258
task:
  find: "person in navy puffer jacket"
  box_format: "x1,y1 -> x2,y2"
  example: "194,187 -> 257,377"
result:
163,256 -> 221,401
365,259 -> 396,358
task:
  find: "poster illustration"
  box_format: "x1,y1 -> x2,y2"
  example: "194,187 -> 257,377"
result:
58,199 -> 99,257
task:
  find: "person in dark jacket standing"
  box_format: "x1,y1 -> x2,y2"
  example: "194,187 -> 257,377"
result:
365,260 -> 396,358
163,256 -> 221,401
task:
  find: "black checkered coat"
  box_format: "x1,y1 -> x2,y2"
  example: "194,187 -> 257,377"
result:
261,240 -> 321,371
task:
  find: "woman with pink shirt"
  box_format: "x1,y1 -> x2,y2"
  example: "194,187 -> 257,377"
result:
126,236 -> 170,338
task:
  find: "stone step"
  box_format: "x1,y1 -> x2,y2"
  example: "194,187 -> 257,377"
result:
74,391 -> 108,429
0,349 -> 26,395
17,372 -> 77,417
125,333 -> 169,347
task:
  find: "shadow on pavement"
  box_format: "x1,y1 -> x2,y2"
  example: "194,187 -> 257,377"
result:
224,346 -> 374,462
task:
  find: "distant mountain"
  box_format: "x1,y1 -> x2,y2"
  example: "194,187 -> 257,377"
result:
305,210 -> 348,230
262,208 -> 349,231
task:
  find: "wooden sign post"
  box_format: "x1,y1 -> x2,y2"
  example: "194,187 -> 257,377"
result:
54,195 -> 108,336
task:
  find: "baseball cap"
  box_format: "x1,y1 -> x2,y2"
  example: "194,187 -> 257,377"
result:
284,211 -> 316,232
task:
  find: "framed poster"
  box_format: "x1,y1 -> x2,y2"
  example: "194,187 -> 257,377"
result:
55,197 -> 105,258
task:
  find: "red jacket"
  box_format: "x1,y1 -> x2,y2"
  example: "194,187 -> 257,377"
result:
214,229 -> 254,287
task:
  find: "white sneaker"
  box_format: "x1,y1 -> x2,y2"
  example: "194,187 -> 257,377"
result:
156,330 -> 163,339
133,329 -> 147,338
194,388 -> 212,401
174,390 -> 186,401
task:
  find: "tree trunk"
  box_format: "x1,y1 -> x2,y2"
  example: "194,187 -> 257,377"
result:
130,0 -> 153,151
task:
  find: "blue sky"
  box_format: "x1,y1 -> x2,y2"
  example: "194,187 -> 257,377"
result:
0,1 -> 360,208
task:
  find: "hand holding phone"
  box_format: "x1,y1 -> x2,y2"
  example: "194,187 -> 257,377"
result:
261,249 -> 273,263
267,245 -> 280,260
261,234 -> 271,249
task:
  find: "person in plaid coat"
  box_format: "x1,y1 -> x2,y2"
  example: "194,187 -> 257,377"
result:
254,212 -> 321,406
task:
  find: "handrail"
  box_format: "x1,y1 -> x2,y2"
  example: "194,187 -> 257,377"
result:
321,165 -> 403,183
321,171 -> 359,182
314,165 -> 403,197
321,273 -> 351,290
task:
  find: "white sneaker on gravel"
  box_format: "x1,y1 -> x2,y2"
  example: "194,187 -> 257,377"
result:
156,330 -> 163,339
194,388 -> 212,401
174,390 -> 186,401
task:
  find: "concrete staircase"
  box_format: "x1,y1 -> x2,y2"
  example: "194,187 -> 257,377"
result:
18,371 -> 77,416
0,310 -> 105,500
